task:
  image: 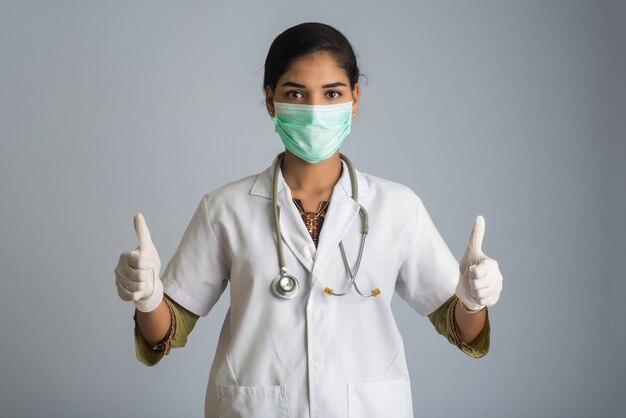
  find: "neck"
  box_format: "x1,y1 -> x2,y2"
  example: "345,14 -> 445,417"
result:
281,150 -> 342,196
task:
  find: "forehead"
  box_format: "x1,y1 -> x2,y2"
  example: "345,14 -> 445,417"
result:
278,51 -> 349,85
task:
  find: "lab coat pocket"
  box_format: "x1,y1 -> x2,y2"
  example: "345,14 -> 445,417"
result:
217,384 -> 290,418
347,378 -> 411,418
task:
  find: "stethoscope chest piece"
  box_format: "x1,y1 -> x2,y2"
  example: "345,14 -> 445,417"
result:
271,267 -> 299,299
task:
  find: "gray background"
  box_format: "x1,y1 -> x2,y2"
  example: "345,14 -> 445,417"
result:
1,1 -> 624,417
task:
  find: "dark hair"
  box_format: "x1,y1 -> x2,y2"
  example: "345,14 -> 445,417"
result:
263,22 -> 363,93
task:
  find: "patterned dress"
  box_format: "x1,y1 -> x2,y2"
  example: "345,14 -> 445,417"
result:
291,198 -> 329,247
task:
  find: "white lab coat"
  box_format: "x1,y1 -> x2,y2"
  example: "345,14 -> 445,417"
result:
161,154 -> 459,418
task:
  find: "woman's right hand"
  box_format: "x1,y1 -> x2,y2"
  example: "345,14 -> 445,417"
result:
114,213 -> 163,312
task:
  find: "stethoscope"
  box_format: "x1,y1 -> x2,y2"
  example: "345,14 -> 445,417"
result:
270,152 -> 381,300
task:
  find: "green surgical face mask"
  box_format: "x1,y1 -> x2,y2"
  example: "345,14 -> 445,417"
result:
273,101 -> 353,164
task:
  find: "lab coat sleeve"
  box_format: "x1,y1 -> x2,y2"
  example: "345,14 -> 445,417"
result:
134,293 -> 201,366
160,194 -> 230,317
427,293 -> 490,358
395,194 -> 459,317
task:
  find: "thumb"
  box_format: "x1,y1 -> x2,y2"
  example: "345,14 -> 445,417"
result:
134,212 -> 153,252
466,215 -> 485,258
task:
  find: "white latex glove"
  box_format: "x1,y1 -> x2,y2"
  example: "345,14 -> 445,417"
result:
114,213 -> 163,312
455,215 -> 503,311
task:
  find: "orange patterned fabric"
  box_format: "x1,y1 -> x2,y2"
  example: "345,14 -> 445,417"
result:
292,198 -> 329,247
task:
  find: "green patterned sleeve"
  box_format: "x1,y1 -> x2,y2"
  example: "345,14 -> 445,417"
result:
134,293 -> 200,366
427,293 -> 490,358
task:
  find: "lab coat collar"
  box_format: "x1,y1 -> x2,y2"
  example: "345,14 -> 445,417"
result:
249,153 -> 370,201
249,153 -> 369,278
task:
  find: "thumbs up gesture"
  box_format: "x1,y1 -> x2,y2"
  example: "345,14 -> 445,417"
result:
114,213 -> 163,312
455,215 -> 503,312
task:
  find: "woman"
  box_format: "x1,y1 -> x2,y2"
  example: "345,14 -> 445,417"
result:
115,22 -> 503,418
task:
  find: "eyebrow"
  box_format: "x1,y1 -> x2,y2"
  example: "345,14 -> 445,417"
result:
280,81 -> 348,89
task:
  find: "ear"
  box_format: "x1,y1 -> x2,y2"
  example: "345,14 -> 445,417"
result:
265,86 -> 275,117
351,83 -> 361,116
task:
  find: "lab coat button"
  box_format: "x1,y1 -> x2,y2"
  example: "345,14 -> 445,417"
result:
313,355 -> 322,365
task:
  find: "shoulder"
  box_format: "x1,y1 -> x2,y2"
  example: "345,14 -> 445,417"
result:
189,171 -> 263,229
359,170 -> 423,208
201,172 -> 260,206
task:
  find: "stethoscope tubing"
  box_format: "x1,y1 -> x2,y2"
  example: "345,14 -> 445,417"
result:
271,152 -> 375,299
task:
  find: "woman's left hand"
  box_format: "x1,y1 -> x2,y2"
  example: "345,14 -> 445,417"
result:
455,215 -> 503,311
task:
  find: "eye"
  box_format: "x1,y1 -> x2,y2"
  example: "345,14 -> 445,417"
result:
287,90 -> 303,99
326,90 -> 342,99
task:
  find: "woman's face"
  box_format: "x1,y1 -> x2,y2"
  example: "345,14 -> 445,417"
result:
265,50 -> 360,116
